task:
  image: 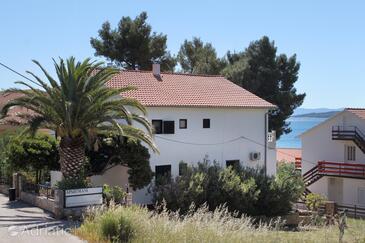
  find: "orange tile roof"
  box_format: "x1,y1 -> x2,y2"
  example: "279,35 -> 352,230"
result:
346,108 -> 365,120
107,70 -> 276,108
277,148 -> 302,163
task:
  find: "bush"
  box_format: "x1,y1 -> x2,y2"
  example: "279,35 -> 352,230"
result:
103,184 -> 127,204
152,161 -> 304,216
56,177 -> 91,190
306,193 -> 326,211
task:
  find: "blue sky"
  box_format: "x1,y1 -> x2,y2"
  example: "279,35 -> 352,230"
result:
0,0 -> 364,108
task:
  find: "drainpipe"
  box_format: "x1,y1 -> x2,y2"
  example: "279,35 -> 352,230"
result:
264,112 -> 268,177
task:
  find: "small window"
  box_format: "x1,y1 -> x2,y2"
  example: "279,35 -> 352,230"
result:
163,121 -> 175,134
226,160 -> 240,169
152,120 -> 163,134
155,165 -> 171,184
179,162 -> 188,175
203,119 -> 210,128
345,145 -> 356,161
179,119 -> 187,129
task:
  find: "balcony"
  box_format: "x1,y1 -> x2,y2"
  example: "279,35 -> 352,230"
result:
332,126 -> 365,153
318,161 -> 365,179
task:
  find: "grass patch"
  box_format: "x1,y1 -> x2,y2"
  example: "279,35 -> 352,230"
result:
74,204 -> 365,243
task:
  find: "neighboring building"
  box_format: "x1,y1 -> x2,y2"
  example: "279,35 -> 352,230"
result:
94,64 -> 277,204
300,108 -> 365,206
277,148 -> 302,169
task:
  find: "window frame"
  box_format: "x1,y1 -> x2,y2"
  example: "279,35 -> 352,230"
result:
179,119 -> 187,129
203,118 -> 210,128
345,145 -> 356,161
152,120 -> 163,134
163,120 -> 175,134
179,162 -> 188,175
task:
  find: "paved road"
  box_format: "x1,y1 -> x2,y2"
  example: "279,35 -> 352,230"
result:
0,193 -> 84,243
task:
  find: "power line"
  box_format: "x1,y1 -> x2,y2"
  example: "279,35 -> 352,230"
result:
0,61 -> 34,83
155,134 -> 317,165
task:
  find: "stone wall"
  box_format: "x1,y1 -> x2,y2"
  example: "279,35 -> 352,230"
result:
0,184 -> 9,195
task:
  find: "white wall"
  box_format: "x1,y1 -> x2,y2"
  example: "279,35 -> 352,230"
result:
134,107 -> 276,204
301,110 -> 365,205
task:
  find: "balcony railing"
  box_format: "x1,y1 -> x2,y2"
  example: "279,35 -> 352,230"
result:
332,126 -> 365,153
318,161 -> 365,178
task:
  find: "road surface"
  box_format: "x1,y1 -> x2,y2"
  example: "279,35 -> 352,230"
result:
0,193 -> 84,243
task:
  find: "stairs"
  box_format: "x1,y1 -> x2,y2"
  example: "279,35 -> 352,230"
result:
332,126 -> 365,153
301,164 -> 323,199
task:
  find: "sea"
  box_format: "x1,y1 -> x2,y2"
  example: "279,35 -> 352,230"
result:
276,117 -> 327,148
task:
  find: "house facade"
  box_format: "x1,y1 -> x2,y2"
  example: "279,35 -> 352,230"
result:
93,64 -> 277,204
300,108 -> 365,206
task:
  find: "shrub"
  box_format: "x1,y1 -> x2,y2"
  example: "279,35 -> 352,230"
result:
56,177 -> 91,190
103,184 -> 127,204
153,161 -> 304,216
306,193 -> 326,211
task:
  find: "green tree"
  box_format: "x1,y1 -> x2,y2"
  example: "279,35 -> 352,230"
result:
1,57 -> 157,181
91,12 -> 176,71
223,36 -> 305,138
177,37 -> 226,75
7,133 -> 58,184
87,135 -> 153,190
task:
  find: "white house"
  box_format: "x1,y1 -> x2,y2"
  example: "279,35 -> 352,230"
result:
300,108 -> 365,207
90,64 -> 277,204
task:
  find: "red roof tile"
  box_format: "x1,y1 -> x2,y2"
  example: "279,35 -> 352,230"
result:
346,108 -> 365,120
107,70 -> 276,108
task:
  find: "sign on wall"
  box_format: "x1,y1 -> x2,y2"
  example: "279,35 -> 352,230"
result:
64,187 -> 103,208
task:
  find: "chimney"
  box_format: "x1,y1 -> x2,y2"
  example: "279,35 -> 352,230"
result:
152,63 -> 160,77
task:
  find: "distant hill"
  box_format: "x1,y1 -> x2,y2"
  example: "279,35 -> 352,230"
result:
293,111 -> 340,118
292,108 -> 343,116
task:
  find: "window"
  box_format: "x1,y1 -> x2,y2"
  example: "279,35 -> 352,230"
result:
203,119 -> 210,128
345,145 -> 356,161
163,121 -> 175,134
179,119 -> 187,129
152,120 -> 175,134
155,165 -> 171,184
152,120 -> 163,134
179,162 -> 188,175
226,160 -> 240,169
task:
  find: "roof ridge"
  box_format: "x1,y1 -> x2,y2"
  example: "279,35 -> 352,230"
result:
119,69 -> 224,78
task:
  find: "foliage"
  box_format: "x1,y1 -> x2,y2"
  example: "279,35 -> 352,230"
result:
103,184 -> 127,204
0,129 -> 22,181
56,177 -> 91,190
177,37 -> 226,74
75,204 -> 365,243
0,57 -> 157,179
91,12 -> 176,71
306,193 -> 326,211
6,133 -> 58,184
87,135 -> 153,190
222,36 -> 306,138
152,161 -> 304,216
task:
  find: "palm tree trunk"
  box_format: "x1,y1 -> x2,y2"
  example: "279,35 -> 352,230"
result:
59,136 -> 85,179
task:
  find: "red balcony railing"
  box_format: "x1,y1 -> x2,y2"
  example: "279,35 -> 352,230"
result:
318,161 -> 365,178
295,157 -> 302,169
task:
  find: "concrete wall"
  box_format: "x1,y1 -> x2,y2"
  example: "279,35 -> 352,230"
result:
0,184 -> 9,195
90,165 -> 129,190
301,110 -> 365,205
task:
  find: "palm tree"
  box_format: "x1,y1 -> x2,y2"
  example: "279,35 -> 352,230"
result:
1,57 -> 157,180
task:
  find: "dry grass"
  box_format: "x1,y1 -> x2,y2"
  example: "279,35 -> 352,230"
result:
74,203 -> 365,243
